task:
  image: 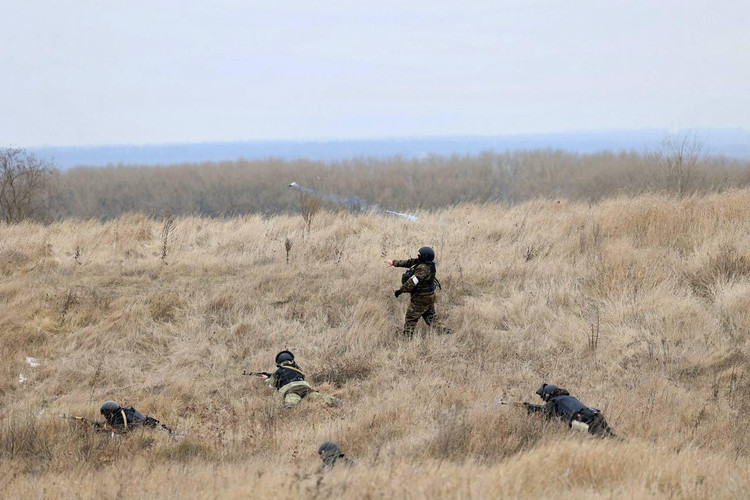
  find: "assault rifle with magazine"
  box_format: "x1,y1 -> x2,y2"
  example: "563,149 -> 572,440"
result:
60,414 -> 118,433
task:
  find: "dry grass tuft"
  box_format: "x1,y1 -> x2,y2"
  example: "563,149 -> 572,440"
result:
2,189 -> 750,497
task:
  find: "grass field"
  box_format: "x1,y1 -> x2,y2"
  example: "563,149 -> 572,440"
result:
1,189 -> 749,498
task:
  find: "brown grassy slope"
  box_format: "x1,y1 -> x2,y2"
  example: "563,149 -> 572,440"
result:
1,190 -> 750,498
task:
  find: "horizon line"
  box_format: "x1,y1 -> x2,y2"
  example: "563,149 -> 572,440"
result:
22,126 -> 750,151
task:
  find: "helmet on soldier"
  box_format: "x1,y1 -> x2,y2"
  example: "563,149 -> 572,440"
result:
418,246 -> 435,262
100,400 -> 120,414
275,350 -> 294,364
318,441 -> 341,460
536,384 -> 558,401
536,383 -> 568,401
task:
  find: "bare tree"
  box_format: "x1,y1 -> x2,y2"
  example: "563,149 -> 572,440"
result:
656,131 -> 706,195
0,148 -> 57,223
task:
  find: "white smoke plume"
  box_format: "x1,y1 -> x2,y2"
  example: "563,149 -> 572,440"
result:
288,182 -> 418,221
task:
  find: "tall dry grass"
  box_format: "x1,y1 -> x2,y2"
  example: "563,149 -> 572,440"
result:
1,189 -> 750,498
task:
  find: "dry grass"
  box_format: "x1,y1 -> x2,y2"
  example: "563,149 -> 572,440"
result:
1,189 -> 750,498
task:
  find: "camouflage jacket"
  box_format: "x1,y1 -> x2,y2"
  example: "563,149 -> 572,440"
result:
393,258 -> 436,296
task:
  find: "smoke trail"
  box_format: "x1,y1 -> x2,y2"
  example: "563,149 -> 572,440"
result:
385,210 -> 419,222
288,182 -> 369,210
288,182 -> 417,221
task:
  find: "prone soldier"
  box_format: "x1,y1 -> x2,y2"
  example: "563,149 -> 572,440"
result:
523,383 -> 617,438
249,350 -> 341,409
99,400 -> 178,437
318,441 -> 355,472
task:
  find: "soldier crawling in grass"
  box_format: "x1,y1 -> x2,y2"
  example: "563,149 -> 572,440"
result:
100,400 -> 159,430
524,383 -> 617,438
98,400 -> 179,437
385,246 -> 451,337
251,350 -> 341,409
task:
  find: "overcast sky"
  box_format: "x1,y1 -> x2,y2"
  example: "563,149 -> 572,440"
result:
2,1 -> 749,147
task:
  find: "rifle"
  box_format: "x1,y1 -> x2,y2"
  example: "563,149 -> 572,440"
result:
59,414 -> 117,433
143,416 -> 184,440
497,401 -> 547,416
62,414 -> 183,440
242,370 -> 271,378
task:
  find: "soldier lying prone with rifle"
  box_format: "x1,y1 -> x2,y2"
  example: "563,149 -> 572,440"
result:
63,401 -> 182,440
503,383 -> 617,438
245,350 -> 341,409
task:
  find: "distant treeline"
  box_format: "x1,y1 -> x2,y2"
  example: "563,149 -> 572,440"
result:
45,149 -> 750,220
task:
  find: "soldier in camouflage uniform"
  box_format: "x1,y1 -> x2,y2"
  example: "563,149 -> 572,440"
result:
318,441 -> 355,472
258,351 -> 341,409
385,246 -> 451,337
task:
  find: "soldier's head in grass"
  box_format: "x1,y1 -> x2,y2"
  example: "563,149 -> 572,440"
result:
536,384 -> 570,402
100,400 -> 121,420
318,441 -> 341,461
275,350 -> 295,367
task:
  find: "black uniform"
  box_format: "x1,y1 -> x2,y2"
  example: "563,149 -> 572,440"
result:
101,402 -> 160,431
532,384 -> 616,438
318,441 -> 355,472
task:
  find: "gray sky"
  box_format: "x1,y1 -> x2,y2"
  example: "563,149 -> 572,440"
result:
2,0 -> 749,147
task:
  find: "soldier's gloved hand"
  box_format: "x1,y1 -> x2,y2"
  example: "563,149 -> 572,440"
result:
394,290 -> 403,298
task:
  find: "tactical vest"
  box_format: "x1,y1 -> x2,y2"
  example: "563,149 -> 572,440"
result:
401,261 -> 437,294
549,395 -> 587,421
106,407 -> 147,428
273,363 -> 306,389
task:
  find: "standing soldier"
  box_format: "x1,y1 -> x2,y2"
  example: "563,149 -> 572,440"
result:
250,350 -> 341,409
385,246 -> 450,337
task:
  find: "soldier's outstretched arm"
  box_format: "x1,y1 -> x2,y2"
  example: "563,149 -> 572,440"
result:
391,258 -> 419,268
523,402 -> 544,414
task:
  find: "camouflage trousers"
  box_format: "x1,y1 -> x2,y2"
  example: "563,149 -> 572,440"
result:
403,293 -> 451,337
586,413 -> 616,438
279,381 -> 340,409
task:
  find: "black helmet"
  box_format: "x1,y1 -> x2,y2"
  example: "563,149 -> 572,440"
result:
100,400 -> 120,414
536,384 -> 556,401
275,350 -> 294,364
536,383 -> 568,401
418,246 -> 435,262
318,441 -> 341,459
